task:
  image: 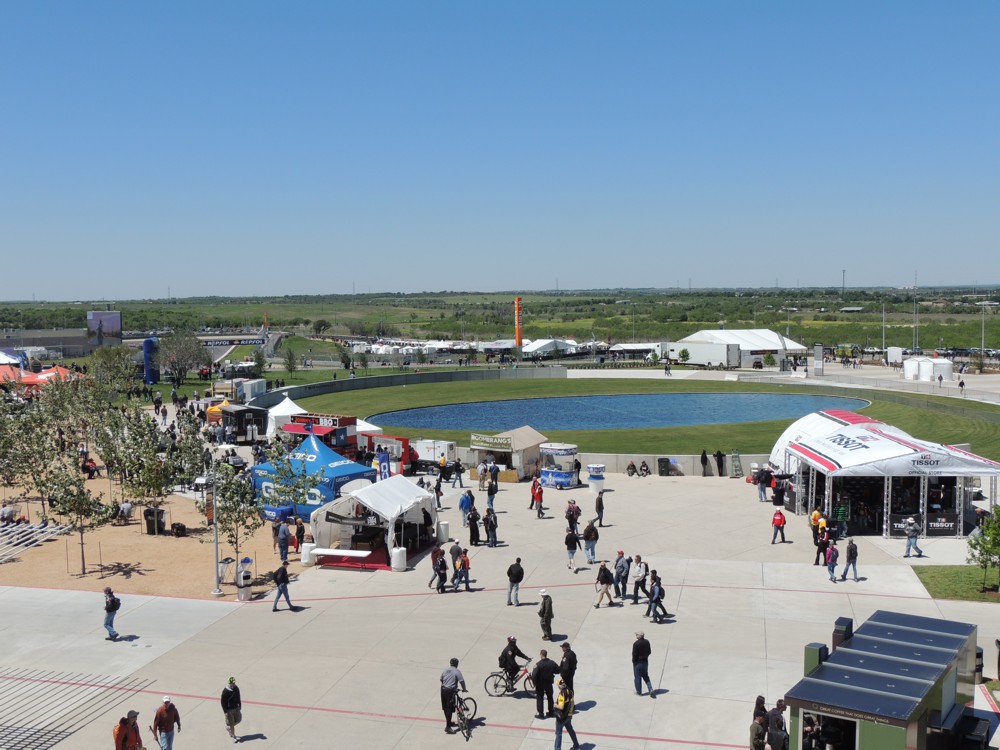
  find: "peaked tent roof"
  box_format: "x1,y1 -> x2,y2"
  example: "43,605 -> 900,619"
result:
678,328 -> 807,353
268,395 -> 307,417
495,425 -> 548,451
283,434 -> 376,482
772,409 -> 1000,478
0,351 -> 19,365
522,338 -> 576,354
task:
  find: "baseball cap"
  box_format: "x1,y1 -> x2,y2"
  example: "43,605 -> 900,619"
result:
561,642 -> 570,649
228,676 -> 236,684
162,696 -> 170,703
126,710 -> 139,719
617,550 -> 624,555
907,517 -> 915,523
539,589 -> 548,596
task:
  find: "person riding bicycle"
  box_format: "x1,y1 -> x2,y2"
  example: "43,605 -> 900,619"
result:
499,636 -> 530,688
440,657 -> 467,734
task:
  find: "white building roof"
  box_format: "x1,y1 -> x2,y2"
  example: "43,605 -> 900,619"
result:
678,328 -> 807,353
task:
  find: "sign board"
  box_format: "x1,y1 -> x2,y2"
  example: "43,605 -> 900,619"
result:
292,413 -> 357,429
201,338 -> 266,347
470,433 -> 513,451
926,513 -> 959,536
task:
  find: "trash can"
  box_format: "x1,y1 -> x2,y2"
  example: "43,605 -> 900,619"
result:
143,507 -> 166,535
587,464 -> 606,494
832,617 -> 854,652
218,556 -> 235,582
975,646 -> 984,684
657,458 -> 672,477
300,542 -> 316,566
236,558 -> 253,602
390,547 -> 407,572
437,520 -> 450,544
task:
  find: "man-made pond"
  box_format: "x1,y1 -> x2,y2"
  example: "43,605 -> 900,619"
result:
369,393 -> 869,431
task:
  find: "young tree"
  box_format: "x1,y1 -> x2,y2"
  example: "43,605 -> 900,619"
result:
679,349 -> 690,364
649,351 -> 660,366
155,332 -> 211,385
283,346 -> 298,377
90,345 -> 139,397
51,464 -> 113,575
763,353 -> 777,367
356,351 -> 369,374
251,347 -> 267,378
205,463 -> 263,566
312,319 -> 331,335
967,514 -> 1000,590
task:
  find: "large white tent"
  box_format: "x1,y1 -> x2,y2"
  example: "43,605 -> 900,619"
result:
770,409 -> 1000,537
309,474 -> 436,555
265,395 -> 307,437
679,328 -> 807,355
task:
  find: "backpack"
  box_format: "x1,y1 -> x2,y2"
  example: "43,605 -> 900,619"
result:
107,596 -> 121,613
829,547 -> 839,563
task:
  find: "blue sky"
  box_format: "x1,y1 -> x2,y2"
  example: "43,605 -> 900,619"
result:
2,2 -> 998,300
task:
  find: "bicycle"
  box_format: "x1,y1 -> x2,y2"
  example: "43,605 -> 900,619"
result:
484,659 -> 535,697
453,689 -> 477,740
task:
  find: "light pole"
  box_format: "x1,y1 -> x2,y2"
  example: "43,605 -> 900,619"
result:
209,474 -> 223,597
981,300 -> 987,374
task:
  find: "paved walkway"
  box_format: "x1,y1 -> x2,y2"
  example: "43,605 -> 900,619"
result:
2,473 -> 999,749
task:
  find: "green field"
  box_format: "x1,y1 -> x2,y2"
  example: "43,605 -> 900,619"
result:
914,566 -> 1000,603
297,378 -> 999,457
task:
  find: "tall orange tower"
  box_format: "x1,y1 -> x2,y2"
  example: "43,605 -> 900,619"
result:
514,297 -> 523,347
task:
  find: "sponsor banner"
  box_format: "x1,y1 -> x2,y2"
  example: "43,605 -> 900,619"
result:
201,338 -> 266,347
926,513 -> 959,536
470,433 -> 513,451
377,451 -> 392,480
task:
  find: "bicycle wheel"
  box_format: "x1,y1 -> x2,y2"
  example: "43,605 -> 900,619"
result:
456,701 -> 470,740
523,675 -> 536,697
484,673 -> 507,697
460,696 -> 477,720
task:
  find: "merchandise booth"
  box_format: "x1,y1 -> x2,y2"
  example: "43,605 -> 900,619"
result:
283,413 -> 360,460
218,404 -> 268,444
252,434 -> 376,521
769,410 -> 1000,538
470,426 -> 548,482
540,442 -> 580,489
308,475 -> 436,570
356,432 -> 414,476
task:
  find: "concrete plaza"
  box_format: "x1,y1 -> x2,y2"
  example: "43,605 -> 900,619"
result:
2,469 -> 999,749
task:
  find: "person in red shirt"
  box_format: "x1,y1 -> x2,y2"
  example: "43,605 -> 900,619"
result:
114,710 -> 142,750
771,508 -> 786,544
152,696 -> 181,749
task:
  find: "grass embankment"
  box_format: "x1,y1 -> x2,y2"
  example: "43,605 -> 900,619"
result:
298,379 -> 1000,458
913,566 -> 1000,604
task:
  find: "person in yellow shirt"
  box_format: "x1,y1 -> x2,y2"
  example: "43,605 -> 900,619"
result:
553,679 -> 580,750
810,508 -> 822,546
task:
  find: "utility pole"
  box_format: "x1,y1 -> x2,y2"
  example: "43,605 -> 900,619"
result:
841,270 -> 845,299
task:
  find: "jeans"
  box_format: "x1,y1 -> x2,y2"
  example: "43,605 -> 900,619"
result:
507,581 -> 520,605
837,521 -> 848,538
487,495 -> 495,511
157,729 -> 174,750
840,561 -> 858,581
567,550 -> 577,568
278,542 -> 289,561
758,483 -> 768,502
771,525 -> 785,543
273,583 -> 292,609
460,510 -> 467,528
584,539 -> 596,563
487,528 -> 497,546
595,510 -> 604,526
827,563 -> 837,581
905,536 -> 923,557
614,573 -> 626,598
454,569 -> 470,590
554,716 -> 579,750
103,611 -> 118,639
452,472 -> 463,488
633,661 -> 653,694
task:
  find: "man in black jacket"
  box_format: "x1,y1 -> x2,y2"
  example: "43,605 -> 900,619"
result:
221,676 -> 242,742
558,642 -> 578,694
531,649 -> 559,718
506,557 -> 524,606
632,632 -> 654,697
767,699 -> 788,750
272,560 -> 296,612
499,637 -> 529,687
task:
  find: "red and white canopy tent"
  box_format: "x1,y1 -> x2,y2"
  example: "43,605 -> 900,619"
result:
769,409 -> 1000,537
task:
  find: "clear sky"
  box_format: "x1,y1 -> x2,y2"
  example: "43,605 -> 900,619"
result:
2,2 -> 998,300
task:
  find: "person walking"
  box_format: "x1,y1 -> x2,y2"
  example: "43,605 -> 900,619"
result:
529,477 -> 540,510
487,478 -> 498,512
813,523 -> 829,566
483,507 -> 498,547
152,696 -> 181,750
538,589 -> 554,640
614,551 -> 630,599
453,549 -> 471,591
581,520 -> 599,564
594,490 -> 605,527
840,537 -> 859,582
558,642 -> 578,694
451,457 -> 464,488
594,561 -> 616,608
833,499 -> 849,539
449,541 -> 463,585
632,631 -> 655,697
564,500 -> 582,535
700,450 -> 710,476
825,539 -> 840,583
272,560 -> 296,611
904,516 -> 924,558
645,572 -> 668,623
103,587 -> 121,641
427,543 -> 444,588
631,554 -> 649,605
221,677 -> 242,743
440,657 -> 467,734
532,649 -> 559,719
771,508 -> 786,544
552,679 -> 580,750
506,557 -> 524,606
114,710 -> 143,750
714,449 -> 726,477
750,713 -> 767,750
467,505 -> 481,547
435,554 -> 449,593
277,519 -> 291,562
564,527 -> 582,573
477,460 -> 488,490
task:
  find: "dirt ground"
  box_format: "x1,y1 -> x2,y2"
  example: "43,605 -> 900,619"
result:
0,474 -> 299,601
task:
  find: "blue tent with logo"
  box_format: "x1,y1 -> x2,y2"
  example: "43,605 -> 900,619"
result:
252,434 -> 377,521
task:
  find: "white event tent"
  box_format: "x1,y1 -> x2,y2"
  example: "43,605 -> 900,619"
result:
265,395 -> 307,438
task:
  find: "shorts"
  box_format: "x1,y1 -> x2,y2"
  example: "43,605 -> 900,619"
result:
225,709 -> 242,728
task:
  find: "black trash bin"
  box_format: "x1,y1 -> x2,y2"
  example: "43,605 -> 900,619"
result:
657,458 -> 672,477
143,507 -> 166,536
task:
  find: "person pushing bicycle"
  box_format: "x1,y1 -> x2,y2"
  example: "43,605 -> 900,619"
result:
499,636 -> 530,689
440,657 -> 467,735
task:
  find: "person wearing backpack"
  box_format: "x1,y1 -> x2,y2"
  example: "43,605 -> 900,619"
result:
113,710 -> 142,750
825,540 -> 840,583
103,586 -> 121,641
552,679 -> 580,750
840,538 -> 859,582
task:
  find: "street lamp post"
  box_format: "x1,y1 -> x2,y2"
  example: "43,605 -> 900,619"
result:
209,474 -> 223,597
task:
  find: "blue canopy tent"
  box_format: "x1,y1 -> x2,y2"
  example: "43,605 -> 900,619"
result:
252,434 -> 377,521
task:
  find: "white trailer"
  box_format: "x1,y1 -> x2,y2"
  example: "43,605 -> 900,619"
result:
669,342 -> 741,368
